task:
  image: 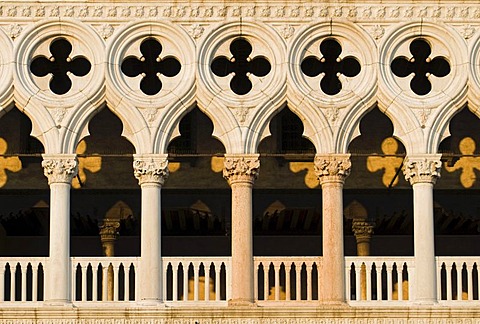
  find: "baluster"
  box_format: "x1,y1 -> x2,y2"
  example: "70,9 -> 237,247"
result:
397,265 -> 403,301
183,263 -> 188,301
102,264 -> 108,301
71,263 -> 77,301
365,262 -> 372,301
295,264 -> 301,300
11,263 -> 16,301
387,264 -> 393,301
113,264 -> 119,301
457,262 -> 463,301
264,263 -> 269,300
376,264 -> 382,301
467,263 -> 473,301
0,263 -> 4,301
21,263 -> 27,301
92,264 -> 98,301
274,263 -> 280,301
253,262 -> 258,301
124,264 -> 130,301
355,263 -> 361,301
204,263 -> 210,301
193,262 -> 199,301
32,263 -> 38,302
345,262 -> 351,301
215,263 -> 221,301
82,263 -> 87,301
446,263 -> 452,301
306,263 -> 312,301
172,263 -> 178,302
285,263 -> 291,301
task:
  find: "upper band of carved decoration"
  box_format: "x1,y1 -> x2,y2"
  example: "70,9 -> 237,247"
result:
314,154 -> 351,184
133,155 -> 169,185
403,155 -> 442,185
223,154 -> 260,185
42,154 -> 78,185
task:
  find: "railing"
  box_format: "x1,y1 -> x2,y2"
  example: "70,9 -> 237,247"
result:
71,257 -> 139,302
163,257 -> 230,304
346,257 -> 414,302
437,257 -> 480,302
0,257 -> 46,302
254,257 -> 321,303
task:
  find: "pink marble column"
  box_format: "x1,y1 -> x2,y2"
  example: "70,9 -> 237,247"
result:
42,154 -> 78,304
403,154 -> 441,304
223,154 -> 260,306
314,154 -> 351,303
134,154 -> 169,304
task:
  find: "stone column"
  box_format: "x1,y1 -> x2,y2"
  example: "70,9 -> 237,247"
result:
403,154 -> 441,304
42,154 -> 78,304
314,154 -> 351,303
99,219 -> 120,301
133,154 -> 169,304
223,154 -> 260,306
352,219 -> 374,300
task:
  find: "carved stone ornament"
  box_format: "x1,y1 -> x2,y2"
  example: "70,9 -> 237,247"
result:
352,219 -> 375,243
314,154 -> 351,184
223,154 -> 260,185
403,155 -> 442,185
133,155 -> 169,186
99,219 -> 120,243
42,155 -> 78,185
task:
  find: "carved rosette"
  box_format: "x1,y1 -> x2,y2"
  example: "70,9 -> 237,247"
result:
403,155 -> 442,185
314,154 -> 351,185
133,155 -> 169,186
352,219 -> 375,244
223,154 -> 260,185
42,155 -> 78,185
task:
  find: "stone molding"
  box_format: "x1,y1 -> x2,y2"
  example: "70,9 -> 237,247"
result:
314,154 -> 351,185
41,154 -> 78,185
403,155 -> 442,185
223,154 -> 260,185
133,154 -> 169,186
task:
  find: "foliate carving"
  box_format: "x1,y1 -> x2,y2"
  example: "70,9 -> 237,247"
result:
223,155 -> 260,185
352,219 -> 375,243
314,154 -> 351,185
42,155 -> 78,185
99,219 -> 120,243
133,155 -> 169,186
403,155 -> 442,185
7,24 -> 22,39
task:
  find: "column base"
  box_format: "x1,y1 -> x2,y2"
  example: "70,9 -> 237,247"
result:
228,299 -> 257,307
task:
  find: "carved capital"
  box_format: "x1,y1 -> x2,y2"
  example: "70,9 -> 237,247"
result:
133,154 -> 169,186
99,219 -> 120,243
403,155 -> 442,185
223,154 -> 260,185
352,219 -> 375,244
42,154 -> 78,185
314,154 -> 351,185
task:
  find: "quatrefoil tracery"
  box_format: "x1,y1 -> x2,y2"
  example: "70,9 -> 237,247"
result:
211,37 -> 271,96
301,38 -> 361,96
121,37 -> 181,96
30,38 -> 91,95
391,38 -> 451,96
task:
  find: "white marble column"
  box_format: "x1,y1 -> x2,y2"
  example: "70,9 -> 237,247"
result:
314,154 -> 351,303
134,154 -> 169,304
42,154 -> 78,304
403,154 -> 441,304
223,154 -> 260,306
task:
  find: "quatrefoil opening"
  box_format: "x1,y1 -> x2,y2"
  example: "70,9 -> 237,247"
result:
301,38 -> 361,96
211,37 -> 271,96
121,37 -> 181,96
391,38 -> 451,96
30,38 -> 91,95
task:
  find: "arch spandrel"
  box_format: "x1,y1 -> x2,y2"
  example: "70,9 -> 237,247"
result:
0,28 -> 14,114
106,21 -> 196,154
378,21 -> 468,153
14,19 -> 105,154
197,20 -> 287,154
287,21 -> 377,154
